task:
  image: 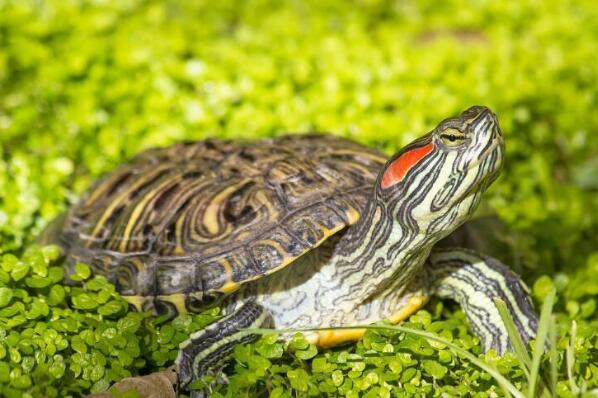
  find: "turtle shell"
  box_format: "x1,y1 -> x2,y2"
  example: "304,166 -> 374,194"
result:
49,134 -> 386,299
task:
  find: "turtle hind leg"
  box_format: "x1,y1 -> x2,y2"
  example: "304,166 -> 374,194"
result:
427,248 -> 538,354
176,300 -> 272,393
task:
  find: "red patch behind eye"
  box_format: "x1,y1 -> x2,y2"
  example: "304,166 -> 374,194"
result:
381,142 -> 435,189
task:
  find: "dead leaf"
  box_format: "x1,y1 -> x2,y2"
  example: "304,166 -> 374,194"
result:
88,367 -> 178,398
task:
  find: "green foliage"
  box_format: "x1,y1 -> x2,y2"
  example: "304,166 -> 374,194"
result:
0,0 -> 597,396
0,246 -> 220,397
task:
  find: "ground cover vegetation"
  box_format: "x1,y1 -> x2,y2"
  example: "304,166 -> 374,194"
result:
0,0 -> 597,396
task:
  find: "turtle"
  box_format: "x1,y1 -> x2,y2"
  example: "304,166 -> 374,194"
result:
42,105 -> 538,394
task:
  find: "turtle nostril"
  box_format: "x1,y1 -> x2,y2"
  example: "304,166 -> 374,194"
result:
462,105 -> 484,117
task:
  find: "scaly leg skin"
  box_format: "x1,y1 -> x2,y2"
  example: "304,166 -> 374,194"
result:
176,301 -> 272,397
427,248 -> 538,354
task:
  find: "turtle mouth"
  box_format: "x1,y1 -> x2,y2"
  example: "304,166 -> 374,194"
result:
449,135 -> 503,203
454,133 -> 503,175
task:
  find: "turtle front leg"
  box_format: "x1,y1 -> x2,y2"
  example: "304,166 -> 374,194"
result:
426,248 -> 538,354
176,300 -> 272,395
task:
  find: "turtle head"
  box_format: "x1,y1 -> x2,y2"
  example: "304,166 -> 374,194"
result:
378,105 -> 504,243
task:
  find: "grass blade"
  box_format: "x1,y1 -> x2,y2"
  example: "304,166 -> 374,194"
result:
567,320 -> 579,394
494,298 -> 532,379
528,290 -> 555,398
249,324 -> 525,398
547,314 -> 558,398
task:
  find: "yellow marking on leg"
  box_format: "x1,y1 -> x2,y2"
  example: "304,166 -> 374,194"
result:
307,296 -> 428,349
387,295 -> 428,324
313,329 -> 367,348
303,332 -> 320,345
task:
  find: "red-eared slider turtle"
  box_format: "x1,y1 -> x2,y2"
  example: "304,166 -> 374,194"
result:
42,106 -> 538,394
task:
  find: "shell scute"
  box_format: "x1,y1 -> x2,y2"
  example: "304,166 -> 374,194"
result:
154,258 -> 197,295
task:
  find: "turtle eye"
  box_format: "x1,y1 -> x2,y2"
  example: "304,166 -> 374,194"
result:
440,128 -> 467,147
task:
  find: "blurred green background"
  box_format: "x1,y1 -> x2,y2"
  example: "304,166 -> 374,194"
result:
0,0 -> 597,396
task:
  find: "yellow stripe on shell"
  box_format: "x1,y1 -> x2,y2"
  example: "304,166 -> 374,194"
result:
344,206 -> 361,224
202,180 -> 252,236
202,197 -> 226,236
119,177 -> 181,252
156,293 -> 188,315
219,258 -> 240,293
123,295 -> 146,312
253,190 -> 279,223
180,179 -> 251,249
124,294 -> 192,315
168,179 -> 215,254
88,165 -> 170,245
329,150 -> 386,163
83,170 -> 130,207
